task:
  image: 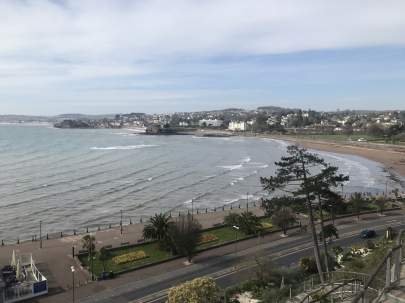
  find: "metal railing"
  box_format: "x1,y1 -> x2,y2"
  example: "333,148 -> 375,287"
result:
351,229 -> 404,303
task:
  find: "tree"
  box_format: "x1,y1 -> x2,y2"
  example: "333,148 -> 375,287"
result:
168,277 -> 220,303
224,212 -> 261,235
349,193 -> 366,220
319,224 -> 339,242
307,165 -> 348,274
169,215 -> 202,263
82,235 -> 96,258
271,207 -> 296,235
223,213 -> 240,227
260,145 -> 336,283
143,213 -> 173,250
374,196 -> 387,214
261,196 -> 305,216
237,211 -> 262,235
99,246 -> 110,272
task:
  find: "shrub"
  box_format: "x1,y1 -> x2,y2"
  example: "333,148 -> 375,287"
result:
299,257 -> 318,275
224,211 -> 262,235
366,240 -> 375,250
224,213 -> 240,227
168,277 -> 220,303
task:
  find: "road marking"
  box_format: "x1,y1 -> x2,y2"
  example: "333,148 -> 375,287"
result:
122,222 -> 405,303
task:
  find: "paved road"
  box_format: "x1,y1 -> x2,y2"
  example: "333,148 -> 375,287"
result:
77,213 -> 405,303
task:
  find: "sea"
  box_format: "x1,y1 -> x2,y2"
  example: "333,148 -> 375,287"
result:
0,124 -> 403,241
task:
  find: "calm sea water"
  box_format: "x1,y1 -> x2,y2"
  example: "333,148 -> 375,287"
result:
0,124 -> 402,240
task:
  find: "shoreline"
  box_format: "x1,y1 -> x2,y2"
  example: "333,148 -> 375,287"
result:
270,136 -> 405,181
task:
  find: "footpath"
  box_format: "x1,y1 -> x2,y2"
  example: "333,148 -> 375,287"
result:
0,206 -> 265,301
0,208 -> 401,303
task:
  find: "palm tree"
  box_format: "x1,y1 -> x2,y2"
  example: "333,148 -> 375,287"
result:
99,246 -> 110,272
350,192 -> 365,220
82,235 -> 96,258
319,224 -> 339,242
143,213 -> 172,250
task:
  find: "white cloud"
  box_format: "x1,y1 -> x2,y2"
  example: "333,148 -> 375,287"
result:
1,0 -> 405,60
1,0 -> 405,113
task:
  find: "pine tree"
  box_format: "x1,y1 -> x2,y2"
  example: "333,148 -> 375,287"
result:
261,145 -> 347,282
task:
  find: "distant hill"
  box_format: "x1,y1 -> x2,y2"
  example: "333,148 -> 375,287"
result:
0,115 -> 52,123
257,106 -> 297,113
55,113 -> 116,120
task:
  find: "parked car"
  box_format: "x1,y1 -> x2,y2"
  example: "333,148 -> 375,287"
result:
98,271 -> 114,280
360,229 -> 376,238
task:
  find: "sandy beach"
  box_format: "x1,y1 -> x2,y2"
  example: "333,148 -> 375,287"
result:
276,137 -> 405,180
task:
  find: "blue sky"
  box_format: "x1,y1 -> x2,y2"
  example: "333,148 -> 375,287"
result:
1,0 -> 405,115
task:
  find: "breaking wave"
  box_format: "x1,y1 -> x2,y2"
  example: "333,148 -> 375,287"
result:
90,144 -> 158,150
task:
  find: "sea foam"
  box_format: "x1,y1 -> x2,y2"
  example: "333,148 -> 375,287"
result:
90,144 -> 158,150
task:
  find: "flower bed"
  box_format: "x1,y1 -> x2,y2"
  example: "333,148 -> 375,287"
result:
199,234 -> 219,244
261,222 -> 273,229
112,250 -> 148,265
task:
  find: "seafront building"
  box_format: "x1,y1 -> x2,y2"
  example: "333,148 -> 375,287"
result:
198,119 -> 223,127
228,121 -> 247,131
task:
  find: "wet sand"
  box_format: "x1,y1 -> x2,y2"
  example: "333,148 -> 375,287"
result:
278,137 -> 405,179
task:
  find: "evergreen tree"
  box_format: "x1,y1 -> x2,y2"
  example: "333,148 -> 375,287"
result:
261,145 -> 346,282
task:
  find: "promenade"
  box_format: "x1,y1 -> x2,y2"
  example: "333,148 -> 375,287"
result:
0,207 -> 401,303
0,206 -> 265,301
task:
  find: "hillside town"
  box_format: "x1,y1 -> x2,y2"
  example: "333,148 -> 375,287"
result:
51,107 -> 405,140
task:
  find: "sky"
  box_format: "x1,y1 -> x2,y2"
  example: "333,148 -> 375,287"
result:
1,0 -> 405,115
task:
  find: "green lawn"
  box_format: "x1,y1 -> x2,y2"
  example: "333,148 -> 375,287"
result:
79,242 -> 173,276
198,226 -> 246,249
286,133 -> 405,145
79,219 -> 275,276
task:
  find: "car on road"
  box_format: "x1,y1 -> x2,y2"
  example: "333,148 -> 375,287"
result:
360,229 -> 376,238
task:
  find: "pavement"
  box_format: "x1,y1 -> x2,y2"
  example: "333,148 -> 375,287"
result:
0,206 -> 265,301
75,211 -> 405,303
10,210 -> 401,303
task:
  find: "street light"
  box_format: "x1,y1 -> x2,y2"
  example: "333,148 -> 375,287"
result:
328,204 -> 335,225
39,220 -> 42,249
232,225 -> 240,254
191,198 -> 194,220
71,266 -> 75,303
120,209 -> 123,235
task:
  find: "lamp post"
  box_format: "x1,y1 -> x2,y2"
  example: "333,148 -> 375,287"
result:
39,220 -> 42,249
71,266 -> 75,303
191,198 -> 194,220
120,209 -> 123,235
232,225 -> 240,254
341,184 -> 344,198
329,204 -> 335,225
246,192 -> 249,211
89,234 -> 94,281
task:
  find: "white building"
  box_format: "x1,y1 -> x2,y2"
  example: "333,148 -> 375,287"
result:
228,121 -> 247,131
198,119 -> 223,127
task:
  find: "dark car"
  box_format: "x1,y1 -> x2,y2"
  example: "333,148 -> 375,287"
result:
360,229 -> 376,239
98,271 -> 114,280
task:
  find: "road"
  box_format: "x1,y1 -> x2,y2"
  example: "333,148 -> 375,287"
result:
75,212 -> 405,303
